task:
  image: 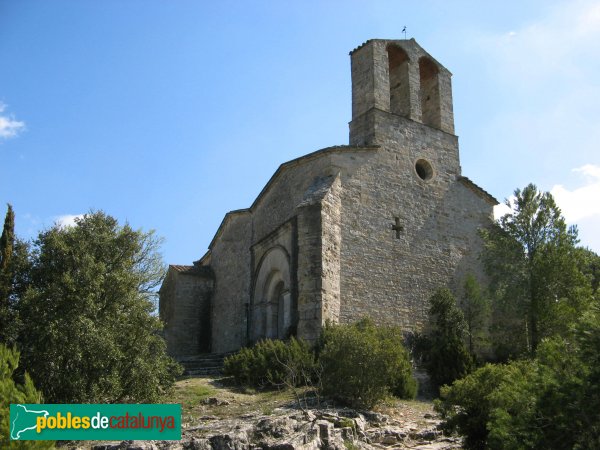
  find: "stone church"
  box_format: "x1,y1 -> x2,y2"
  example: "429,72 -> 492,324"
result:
159,39 -> 497,357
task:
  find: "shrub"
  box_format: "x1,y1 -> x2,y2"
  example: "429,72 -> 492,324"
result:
319,318 -> 417,409
435,361 -> 539,450
436,324 -> 600,450
0,344 -> 54,449
223,337 -> 316,388
391,367 -> 418,400
425,288 -> 473,392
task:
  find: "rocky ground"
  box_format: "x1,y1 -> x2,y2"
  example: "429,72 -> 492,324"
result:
68,376 -> 462,450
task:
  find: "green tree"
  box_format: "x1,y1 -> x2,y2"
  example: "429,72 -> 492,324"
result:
481,184 -> 592,357
0,204 -> 15,343
0,205 -> 14,274
435,308 -> 600,449
550,305 -> 600,448
0,239 -> 31,348
17,211 -> 181,403
425,288 -> 473,392
0,344 -> 54,449
459,275 -> 490,357
575,246 -> 600,296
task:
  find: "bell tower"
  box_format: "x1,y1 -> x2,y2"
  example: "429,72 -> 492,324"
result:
349,39 -> 455,146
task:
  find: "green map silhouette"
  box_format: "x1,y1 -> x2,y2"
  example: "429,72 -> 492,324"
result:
10,404 -> 49,440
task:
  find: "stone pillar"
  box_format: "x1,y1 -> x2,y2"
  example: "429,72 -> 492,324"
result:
281,291 -> 291,338
351,40 -> 390,120
265,302 -> 274,339
296,203 -> 323,343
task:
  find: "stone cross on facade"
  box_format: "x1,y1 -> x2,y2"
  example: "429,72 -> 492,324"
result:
392,217 -> 404,238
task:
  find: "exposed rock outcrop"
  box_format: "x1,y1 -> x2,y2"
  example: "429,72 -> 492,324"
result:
91,408 -> 461,450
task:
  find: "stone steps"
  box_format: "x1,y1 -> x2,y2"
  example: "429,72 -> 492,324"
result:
177,353 -> 232,377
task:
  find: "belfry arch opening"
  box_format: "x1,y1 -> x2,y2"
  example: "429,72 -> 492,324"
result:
387,44 -> 410,117
418,57 -> 441,128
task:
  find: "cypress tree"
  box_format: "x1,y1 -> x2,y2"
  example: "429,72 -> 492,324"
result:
0,204 -> 15,343
0,203 -> 14,271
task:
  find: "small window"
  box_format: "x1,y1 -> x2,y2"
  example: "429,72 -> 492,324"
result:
415,159 -> 434,181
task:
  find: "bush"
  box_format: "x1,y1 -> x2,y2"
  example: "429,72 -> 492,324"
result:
425,288 -> 473,392
320,318 -> 416,409
223,337 -> 316,388
435,361 -> 538,450
436,314 -> 600,450
0,344 -> 54,449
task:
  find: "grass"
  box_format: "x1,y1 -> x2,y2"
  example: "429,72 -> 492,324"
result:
343,441 -> 361,450
62,376 -> 437,449
166,376 -> 438,433
167,376 -> 298,427
375,397 -> 439,427
172,378 -> 217,410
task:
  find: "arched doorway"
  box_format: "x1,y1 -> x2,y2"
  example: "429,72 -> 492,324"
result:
264,273 -> 291,339
251,246 -> 293,342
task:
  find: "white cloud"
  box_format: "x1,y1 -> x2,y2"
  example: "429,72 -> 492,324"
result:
485,1 -> 600,86
493,165 -> 600,224
551,164 -> 600,223
0,102 -> 25,139
493,196 -> 514,221
473,1 -> 600,163
54,214 -> 84,228
573,164 -> 600,179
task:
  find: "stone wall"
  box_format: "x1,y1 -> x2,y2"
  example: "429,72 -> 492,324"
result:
295,202 -> 323,342
320,174 -> 342,324
336,39 -> 493,331
340,97 -> 493,331
209,212 -> 252,353
159,267 -> 214,357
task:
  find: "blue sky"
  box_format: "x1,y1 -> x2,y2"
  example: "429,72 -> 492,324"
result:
1,0 -> 599,265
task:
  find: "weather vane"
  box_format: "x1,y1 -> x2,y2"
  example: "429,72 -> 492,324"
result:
402,26 -> 407,39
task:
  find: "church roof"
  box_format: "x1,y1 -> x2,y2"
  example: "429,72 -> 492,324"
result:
207,144 -> 379,250
250,145 -> 379,211
458,176 -> 498,205
159,264 -> 214,294
168,264 -> 214,278
297,174 -> 339,208
170,264 -> 194,272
